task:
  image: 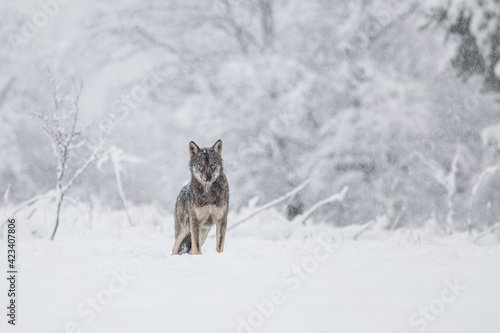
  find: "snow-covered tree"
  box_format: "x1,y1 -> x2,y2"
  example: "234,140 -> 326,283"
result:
32,77 -> 115,240
424,0 -> 500,91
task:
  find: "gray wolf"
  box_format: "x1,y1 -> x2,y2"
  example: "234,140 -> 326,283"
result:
171,140 -> 229,255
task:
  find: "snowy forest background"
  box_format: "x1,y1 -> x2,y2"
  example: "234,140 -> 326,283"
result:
1,0 -> 500,239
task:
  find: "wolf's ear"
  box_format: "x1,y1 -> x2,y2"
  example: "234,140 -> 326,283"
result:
213,139 -> 222,156
189,141 -> 200,158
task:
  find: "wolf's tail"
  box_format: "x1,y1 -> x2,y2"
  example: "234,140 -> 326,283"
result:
178,234 -> 192,255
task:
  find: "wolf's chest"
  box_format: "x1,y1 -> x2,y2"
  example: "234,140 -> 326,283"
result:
193,204 -> 226,222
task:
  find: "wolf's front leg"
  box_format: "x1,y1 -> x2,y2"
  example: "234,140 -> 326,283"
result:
216,216 -> 227,253
190,219 -> 202,255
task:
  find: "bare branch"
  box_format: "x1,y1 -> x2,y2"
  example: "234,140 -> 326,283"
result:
30,77 -> 118,240
473,222 -> 500,243
62,142 -> 109,194
353,220 -> 375,241
109,149 -> 137,227
10,190 -> 56,216
226,180 -> 310,232
468,164 -> 500,232
35,112 -> 61,163
295,186 -> 349,225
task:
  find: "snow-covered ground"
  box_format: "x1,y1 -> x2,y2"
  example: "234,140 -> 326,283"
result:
2,209 -> 500,333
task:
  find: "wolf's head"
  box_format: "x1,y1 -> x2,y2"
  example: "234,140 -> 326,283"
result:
189,140 -> 223,184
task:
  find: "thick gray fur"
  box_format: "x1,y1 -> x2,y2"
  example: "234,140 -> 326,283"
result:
171,140 -> 229,255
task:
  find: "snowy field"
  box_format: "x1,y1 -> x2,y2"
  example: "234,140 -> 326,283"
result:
2,209 -> 500,333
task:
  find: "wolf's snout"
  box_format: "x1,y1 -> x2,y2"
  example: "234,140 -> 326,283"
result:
206,174 -> 212,182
